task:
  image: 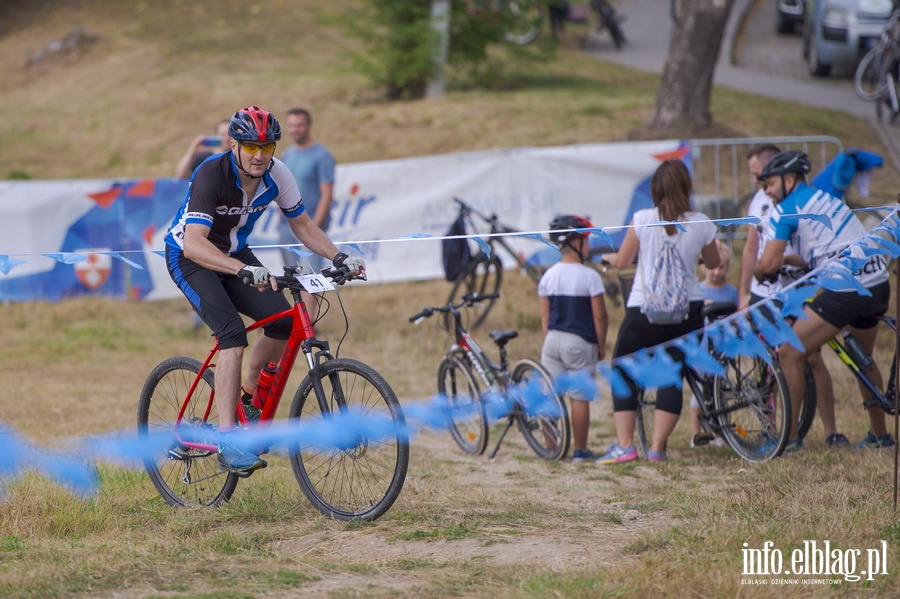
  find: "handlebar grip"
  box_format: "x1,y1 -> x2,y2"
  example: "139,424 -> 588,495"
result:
409,307 -> 434,323
463,292 -> 499,303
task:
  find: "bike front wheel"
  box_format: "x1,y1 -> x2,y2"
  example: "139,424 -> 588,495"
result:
510,358 -> 571,460
137,356 -> 238,507
503,0 -> 544,45
447,254 -> 503,330
437,354 -> 489,455
855,45 -> 891,101
713,355 -> 791,462
797,363 -> 817,440
289,358 -> 409,521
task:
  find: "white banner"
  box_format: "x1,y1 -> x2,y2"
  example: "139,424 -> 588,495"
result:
0,140 -> 683,301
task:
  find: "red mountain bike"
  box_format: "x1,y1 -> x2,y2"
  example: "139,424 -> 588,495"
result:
137,265 -> 409,521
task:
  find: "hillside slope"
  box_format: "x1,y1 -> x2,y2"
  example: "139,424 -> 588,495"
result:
2,0 -> 897,199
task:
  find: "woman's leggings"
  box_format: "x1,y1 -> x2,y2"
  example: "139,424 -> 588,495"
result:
611,301 -> 704,414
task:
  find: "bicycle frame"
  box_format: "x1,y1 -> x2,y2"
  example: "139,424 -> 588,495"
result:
172,283 -> 330,454
458,198 -> 541,283
450,310 -> 509,391
826,316 -> 898,412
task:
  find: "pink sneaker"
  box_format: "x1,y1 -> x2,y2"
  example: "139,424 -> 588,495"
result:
595,442 -> 638,464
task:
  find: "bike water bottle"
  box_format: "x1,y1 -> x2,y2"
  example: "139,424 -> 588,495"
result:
842,331 -> 875,370
252,362 -> 277,409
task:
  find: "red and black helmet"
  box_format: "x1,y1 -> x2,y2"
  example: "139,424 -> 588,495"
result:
228,106 -> 282,142
549,214 -> 594,246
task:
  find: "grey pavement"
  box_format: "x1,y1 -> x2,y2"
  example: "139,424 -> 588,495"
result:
587,0 -> 900,167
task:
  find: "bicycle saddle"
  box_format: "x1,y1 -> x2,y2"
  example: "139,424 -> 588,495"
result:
489,330 -> 519,346
701,302 -> 737,322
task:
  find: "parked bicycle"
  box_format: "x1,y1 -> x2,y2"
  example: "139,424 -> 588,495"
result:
590,0 -> 626,49
446,197 -> 622,330
635,302 -> 796,463
138,265 -> 409,521
854,9 -> 900,122
410,292 -> 571,460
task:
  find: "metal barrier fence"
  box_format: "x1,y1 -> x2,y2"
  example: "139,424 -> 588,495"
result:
689,135 -> 845,243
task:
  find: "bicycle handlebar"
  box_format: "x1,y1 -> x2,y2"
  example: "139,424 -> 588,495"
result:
255,265 -> 366,292
409,292 -> 500,324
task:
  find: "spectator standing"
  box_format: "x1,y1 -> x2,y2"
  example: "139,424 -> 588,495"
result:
279,108 -> 336,271
539,215 -> 608,462
740,145 -> 843,448
175,120 -> 230,180
598,159 -> 720,464
755,151 -> 893,453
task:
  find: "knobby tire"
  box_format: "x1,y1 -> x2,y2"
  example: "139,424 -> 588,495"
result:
289,358 -> 409,522
138,356 -> 239,507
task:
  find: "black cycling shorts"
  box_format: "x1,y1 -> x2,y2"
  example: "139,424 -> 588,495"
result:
808,281 -> 890,330
166,246 -> 292,349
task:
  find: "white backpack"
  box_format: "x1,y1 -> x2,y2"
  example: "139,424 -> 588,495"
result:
641,228 -> 692,325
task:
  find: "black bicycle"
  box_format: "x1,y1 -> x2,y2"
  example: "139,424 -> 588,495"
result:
410,292 -> 571,460
446,197 -> 622,330
635,302 -> 795,463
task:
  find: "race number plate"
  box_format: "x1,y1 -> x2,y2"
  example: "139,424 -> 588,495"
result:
296,273 -> 335,294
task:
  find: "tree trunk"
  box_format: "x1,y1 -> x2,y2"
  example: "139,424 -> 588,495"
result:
646,0 -> 734,131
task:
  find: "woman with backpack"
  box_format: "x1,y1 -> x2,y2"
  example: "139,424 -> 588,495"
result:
597,159 -> 720,463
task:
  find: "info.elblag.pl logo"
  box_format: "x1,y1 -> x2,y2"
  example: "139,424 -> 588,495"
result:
741,540 -> 889,585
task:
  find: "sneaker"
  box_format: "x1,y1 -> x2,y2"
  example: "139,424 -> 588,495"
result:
855,431 -> 897,449
782,438 -> 803,454
710,436 -> 726,447
217,440 -> 267,472
648,450 -> 667,462
242,400 -> 262,423
825,432 -> 850,448
595,442 -> 638,465
572,449 -> 596,463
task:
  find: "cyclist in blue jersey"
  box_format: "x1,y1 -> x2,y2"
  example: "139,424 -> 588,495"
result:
164,105 -> 364,473
754,150 -> 893,453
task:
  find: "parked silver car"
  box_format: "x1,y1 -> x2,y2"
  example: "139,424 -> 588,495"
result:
777,0 -> 806,34
802,0 -> 894,76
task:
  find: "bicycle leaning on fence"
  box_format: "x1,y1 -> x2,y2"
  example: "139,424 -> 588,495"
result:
410,292 -> 571,460
137,265 -> 409,521
854,8 -> 900,122
445,197 -> 622,330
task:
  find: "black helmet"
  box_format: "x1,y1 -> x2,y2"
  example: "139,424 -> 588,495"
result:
756,150 -> 811,181
549,214 -> 594,246
229,105 -> 282,142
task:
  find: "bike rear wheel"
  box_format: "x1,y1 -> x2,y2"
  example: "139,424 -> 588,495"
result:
289,358 -> 409,521
635,387 -> 657,459
438,354 -> 489,455
447,254 -> 503,330
713,355 -> 791,462
510,358 -> 571,460
137,356 -> 238,507
503,0 -> 544,45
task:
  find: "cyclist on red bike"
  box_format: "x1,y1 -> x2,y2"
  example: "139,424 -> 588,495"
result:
164,105 -> 364,473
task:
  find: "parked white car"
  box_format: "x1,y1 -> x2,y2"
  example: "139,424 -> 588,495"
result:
802,0 -> 894,76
